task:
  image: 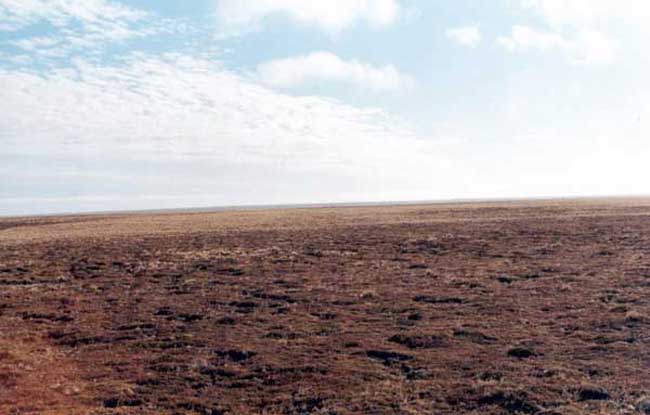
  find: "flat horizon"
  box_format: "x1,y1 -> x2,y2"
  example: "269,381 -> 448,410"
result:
3,193 -> 650,220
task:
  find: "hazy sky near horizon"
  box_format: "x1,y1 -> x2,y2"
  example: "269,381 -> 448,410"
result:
1,0 -> 649,215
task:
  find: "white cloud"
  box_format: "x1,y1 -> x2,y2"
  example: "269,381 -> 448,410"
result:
256,51 -> 414,92
521,0 -> 650,27
11,36 -> 61,51
0,0 -> 146,31
446,26 -> 481,48
0,54 -> 442,187
497,25 -> 566,51
504,0 -> 650,65
0,0 -> 175,59
497,25 -> 616,65
570,29 -> 617,65
214,0 -> 401,36
2,0 -> 648,216
2,52 -> 468,215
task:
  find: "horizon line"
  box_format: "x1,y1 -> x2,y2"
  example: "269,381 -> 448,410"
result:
2,193 -> 650,220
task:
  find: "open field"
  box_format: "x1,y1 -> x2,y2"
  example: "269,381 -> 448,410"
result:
1,198 -> 650,414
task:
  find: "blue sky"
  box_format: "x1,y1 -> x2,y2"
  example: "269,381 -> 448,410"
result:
1,0 -> 649,215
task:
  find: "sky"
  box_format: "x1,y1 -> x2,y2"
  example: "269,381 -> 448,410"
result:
1,0 -> 649,216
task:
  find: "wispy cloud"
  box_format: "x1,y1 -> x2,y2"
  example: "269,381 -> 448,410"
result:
521,0 -> 650,28
0,0 -> 187,61
0,0 -> 146,31
0,52 -> 437,173
0,52 -> 458,214
0,0 -> 447,215
501,0 -> 650,65
2,0 -> 648,215
446,25 -> 481,48
214,0 -> 402,36
256,51 -> 414,92
497,25 -> 567,52
497,25 -> 616,65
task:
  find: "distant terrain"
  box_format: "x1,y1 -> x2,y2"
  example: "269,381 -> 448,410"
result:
1,199 -> 649,414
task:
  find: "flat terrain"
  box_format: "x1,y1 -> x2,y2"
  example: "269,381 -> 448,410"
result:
1,199 -> 650,414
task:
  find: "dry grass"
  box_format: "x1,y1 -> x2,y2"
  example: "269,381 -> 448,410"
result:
1,198 -> 650,414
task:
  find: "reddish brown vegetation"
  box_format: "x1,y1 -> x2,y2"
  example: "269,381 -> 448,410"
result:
1,199 -> 649,414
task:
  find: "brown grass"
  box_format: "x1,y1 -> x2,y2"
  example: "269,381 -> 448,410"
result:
1,197 -> 649,414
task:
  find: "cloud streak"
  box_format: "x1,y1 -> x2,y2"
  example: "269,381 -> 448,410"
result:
497,25 -> 616,65
0,0 -> 187,61
0,54 -> 444,213
214,0 -> 402,36
446,26 -> 481,48
521,0 -> 650,28
0,0 -> 146,31
256,51 -> 414,92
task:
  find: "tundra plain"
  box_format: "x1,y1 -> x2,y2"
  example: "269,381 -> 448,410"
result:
1,199 -> 649,414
